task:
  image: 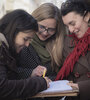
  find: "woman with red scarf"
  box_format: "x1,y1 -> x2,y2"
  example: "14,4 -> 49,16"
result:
55,0 -> 90,100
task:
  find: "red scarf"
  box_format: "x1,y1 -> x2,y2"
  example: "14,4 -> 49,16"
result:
55,27 -> 90,80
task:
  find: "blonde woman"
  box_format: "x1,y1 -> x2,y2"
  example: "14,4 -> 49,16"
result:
17,3 -> 66,80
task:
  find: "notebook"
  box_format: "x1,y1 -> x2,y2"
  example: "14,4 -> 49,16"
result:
41,80 -> 72,93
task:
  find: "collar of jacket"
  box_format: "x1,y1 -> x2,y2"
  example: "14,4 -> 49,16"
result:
65,35 -> 90,71
0,33 -> 9,48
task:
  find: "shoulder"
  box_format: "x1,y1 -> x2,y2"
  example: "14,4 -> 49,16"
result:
28,44 -> 37,53
64,35 -> 72,45
0,41 -> 2,47
20,44 -> 39,57
0,33 -> 9,47
0,41 -> 8,55
0,41 -> 9,67
63,35 -> 74,58
18,44 -> 41,67
63,35 -> 73,49
0,41 -> 4,60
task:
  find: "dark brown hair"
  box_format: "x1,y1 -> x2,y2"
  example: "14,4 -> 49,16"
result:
0,9 -> 38,56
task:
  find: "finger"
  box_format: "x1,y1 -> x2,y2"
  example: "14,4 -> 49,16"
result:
69,81 -> 73,83
67,81 -> 73,85
36,72 -> 42,76
67,82 -> 73,86
46,77 -> 52,82
67,83 -> 79,89
40,68 -> 47,76
47,83 -> 50,88
38,65 -> 47,71
48,79 -> 52,82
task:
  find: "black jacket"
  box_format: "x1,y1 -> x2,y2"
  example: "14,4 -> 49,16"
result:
0,41 -> 47,100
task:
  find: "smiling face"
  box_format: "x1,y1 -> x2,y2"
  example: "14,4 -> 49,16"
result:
14,31 -> 34,53
37,18 -> 56,41
62,12 -> 89,39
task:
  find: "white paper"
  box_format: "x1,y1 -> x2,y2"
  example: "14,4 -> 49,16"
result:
41,80 -> 72,93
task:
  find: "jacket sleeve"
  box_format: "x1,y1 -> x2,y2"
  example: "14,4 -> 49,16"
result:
0,42 -> 47,99
77,52 -> 90,100
78,80 -> 90,100
0,65 -> 47,99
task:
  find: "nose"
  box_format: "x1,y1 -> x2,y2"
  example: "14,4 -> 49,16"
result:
68,26 -> 74,33
43,30 -> 48,35
25,41 -> 30,47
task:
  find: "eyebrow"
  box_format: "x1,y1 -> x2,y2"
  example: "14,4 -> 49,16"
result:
25,37 -> 33,39
68,21 -> 74,25
39,24 -> 56,29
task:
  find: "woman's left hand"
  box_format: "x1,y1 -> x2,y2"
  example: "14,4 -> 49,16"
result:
67,81 -> 79,90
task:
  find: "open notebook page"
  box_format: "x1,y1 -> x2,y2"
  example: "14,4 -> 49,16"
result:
41,80 -> 72,93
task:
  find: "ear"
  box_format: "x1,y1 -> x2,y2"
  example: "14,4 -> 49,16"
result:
84,12 -> 90,23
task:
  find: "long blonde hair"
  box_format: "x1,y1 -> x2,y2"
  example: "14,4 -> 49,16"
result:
32,3 -> 66,72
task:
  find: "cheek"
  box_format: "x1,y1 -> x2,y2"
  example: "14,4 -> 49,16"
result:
15,39 -> 24,46
36,33 -> 44,39
76,20 -> 84,29
48,33 -> 54,38
75,22 -> 81,29
48,32 -> 55,37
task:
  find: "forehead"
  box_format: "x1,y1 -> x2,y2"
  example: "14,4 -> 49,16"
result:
62,12 -> 80,25
17,31 -> 34,38
38,18 -> 56,27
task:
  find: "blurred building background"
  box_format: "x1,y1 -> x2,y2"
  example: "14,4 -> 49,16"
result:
0,0 -> 65,19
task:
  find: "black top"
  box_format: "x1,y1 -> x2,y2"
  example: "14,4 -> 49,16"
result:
17,45 -> 57,80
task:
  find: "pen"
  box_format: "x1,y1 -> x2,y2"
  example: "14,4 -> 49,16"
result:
43,69 -> 46,78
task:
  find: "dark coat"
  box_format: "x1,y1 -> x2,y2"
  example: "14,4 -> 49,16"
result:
63,36 -> 90,100
17,45 -> 57,80
0,41 -> 47,100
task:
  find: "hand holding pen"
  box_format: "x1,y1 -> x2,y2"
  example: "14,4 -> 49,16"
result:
31,65 -> 47,77
31,65 -> 51,88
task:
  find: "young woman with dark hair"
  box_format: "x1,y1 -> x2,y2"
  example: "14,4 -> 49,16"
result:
0,9 -> 50,100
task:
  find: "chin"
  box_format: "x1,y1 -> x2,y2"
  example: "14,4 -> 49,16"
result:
41,39 -> 46,41
40,37 -> 46,41
77,35 -> 83,39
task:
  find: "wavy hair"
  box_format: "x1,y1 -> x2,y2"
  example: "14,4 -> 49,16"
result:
32,3 -> 67,72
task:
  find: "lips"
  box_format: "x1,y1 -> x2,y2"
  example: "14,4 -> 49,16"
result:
74,30 -> 80,35
41,34 -> 49,38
